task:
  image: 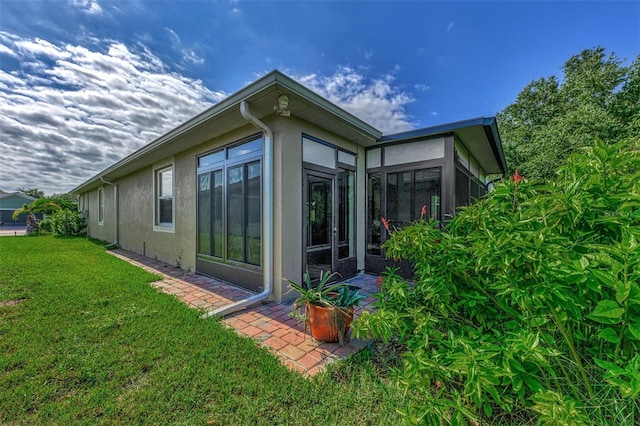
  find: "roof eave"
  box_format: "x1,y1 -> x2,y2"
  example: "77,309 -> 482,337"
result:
274,72 -> 383,141
482,117 -> 507,175
378,116 -> 507,175
71,70 -> 382,194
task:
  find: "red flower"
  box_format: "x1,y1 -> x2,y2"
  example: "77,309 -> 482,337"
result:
381,217 -> 390,232
420,204 -> 427,220
376,276 -> 383,288
435,239 -> 440,244
511,170 -> 524,186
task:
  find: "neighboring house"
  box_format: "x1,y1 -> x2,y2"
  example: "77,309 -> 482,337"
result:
0,191 -> 37,225
71,70 -> 506,311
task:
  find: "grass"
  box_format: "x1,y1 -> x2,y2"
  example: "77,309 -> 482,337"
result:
0,236 -> 404,425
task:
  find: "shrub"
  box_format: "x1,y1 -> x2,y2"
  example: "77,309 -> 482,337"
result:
38,218 -> 52,233
354,138 -> 640,424
48,210 -> 86,237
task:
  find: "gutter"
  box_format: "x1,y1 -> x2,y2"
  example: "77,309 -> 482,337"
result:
202,100 -> 274,317
100,176 -> 119,249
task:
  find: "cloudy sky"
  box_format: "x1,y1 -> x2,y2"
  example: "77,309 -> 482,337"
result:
0,1 -> 638,195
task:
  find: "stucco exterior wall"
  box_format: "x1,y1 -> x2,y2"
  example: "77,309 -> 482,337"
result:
81,114 -> 366,304
84,184 -> 116,244
114,124 -> 262,273
273,116 -> 366,302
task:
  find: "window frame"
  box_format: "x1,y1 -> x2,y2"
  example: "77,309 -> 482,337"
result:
153,160 -> 175,233
366,159 -> 443,256
98,188 -> 104,225
196,135 -> 263,268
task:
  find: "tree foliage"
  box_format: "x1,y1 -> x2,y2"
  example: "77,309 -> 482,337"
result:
354,138 -> 640,424
46,193 -> 78,211
15,187 -> 45,199
498,47 -> 640,181
11,199 -> 62,220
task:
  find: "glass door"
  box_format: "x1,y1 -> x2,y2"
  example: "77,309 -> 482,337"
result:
304,171 -> 335,281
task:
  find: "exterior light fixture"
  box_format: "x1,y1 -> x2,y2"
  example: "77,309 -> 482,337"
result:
274,94 -> 290,117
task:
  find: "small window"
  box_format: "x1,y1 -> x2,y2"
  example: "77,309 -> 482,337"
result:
98,188 -> 104,224
199,150 -> 224,167
228,138 -> 262,159
156,167 -> 173,226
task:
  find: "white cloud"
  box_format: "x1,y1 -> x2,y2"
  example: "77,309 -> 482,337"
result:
294,66 -> 416,134
71,0 -> 103,15
0,33 -> 224,194
414,83 -> 430,92
0,43 -> 16,57
446,21 -> 455,31
165,27 -> 205,66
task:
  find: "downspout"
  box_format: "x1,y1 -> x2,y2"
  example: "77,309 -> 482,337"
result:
100,176 -> 119,249
202,100 -> 274,317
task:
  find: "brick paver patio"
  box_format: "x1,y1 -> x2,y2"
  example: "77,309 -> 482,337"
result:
109,249 -> 379,376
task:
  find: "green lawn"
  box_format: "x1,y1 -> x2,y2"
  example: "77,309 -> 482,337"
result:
0,236 -> 403,425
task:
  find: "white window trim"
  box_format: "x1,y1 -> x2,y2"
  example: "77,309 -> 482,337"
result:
153,159 -> 175,233
98,187 -> 104,226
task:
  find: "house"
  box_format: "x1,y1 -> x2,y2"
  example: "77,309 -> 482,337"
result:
71,70 -> 506,314
0,190 -> 37,225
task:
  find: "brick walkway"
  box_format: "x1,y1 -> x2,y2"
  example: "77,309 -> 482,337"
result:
109,249 -> 379,376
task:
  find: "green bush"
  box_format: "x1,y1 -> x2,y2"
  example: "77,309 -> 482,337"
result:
354,139 -> 640,424
38,218 -> 52,233
48,210 -> 86,237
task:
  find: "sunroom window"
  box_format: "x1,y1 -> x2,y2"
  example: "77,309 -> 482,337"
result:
197,136 -> 262,266
367,167 -> 441,254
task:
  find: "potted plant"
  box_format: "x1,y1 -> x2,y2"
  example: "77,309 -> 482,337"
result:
287,270 -> 365,345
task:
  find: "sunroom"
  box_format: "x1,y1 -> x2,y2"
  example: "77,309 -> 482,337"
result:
365,117 -> 506,275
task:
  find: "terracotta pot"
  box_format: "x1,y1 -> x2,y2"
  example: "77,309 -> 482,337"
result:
306,303 -> 354,343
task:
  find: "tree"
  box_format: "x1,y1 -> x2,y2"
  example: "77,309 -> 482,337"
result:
498,47 -> 639,181
11,199 -> 62,220
46,193 -> 78,212
16,187 -> 45,198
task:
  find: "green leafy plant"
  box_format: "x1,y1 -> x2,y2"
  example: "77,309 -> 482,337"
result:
286,270 -> 345,309
48,210 -> 86,237
333,285 -> 366,308
287,270 -> 365,344
354,138 -> 640,424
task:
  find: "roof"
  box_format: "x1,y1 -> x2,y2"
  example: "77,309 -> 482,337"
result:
70,70 -> 507,193
0,192 -> 36,209
380,117 -> 507,174
71,70 -> 383,194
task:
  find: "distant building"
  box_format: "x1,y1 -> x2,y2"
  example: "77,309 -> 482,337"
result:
0,191 -> 36,225
71,70 -> 506,309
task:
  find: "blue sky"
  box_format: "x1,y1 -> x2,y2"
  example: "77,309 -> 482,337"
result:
0,0 -> 638,194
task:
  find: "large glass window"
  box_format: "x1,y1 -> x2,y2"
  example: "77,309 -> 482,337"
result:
368,167 -> 441,254
212,171 -> 223,257
197,136 -> 262,266
387,171 -> 413,228
456,167 -> 486,208
367,173 -> 381,255
156,167 -> 173,225
227,165 -> 244,262
246,162 -> 262,265
415,169 -> 441,221
455,167 -> 471,208
198,174 -> 211,254
338,169 -> 355,259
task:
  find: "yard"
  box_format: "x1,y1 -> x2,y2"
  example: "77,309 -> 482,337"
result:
0,236 -> 403,425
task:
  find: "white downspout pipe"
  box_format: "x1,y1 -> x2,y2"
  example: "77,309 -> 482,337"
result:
100,176 -> 119,248
202,100 -> 274,317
